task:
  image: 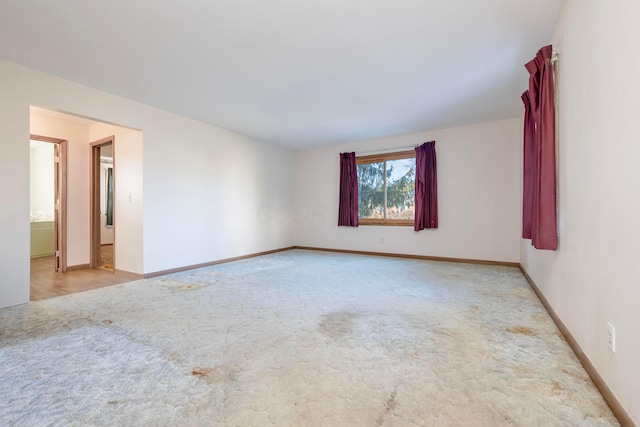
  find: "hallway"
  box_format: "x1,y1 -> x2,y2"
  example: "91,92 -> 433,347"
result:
30,255 -> 141,301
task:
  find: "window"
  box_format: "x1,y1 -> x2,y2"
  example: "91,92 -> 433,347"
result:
356,150 -> 415,226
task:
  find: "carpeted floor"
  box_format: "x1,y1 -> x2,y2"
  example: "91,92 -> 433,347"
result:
0,250 -> 618,426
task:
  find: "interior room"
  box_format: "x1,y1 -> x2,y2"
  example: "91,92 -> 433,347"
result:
0,0 -> 638,425
28,108 -> 142,300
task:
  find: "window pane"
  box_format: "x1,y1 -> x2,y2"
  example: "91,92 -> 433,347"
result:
386,158 -> 415,220
357,162 -> 384,219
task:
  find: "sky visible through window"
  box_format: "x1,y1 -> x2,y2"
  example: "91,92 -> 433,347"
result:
388,158 -> 413,181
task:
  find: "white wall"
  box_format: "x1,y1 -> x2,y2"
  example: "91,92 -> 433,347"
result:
30,142 -> 54,221
0,59 -> 295,308
90,123 -> 143,273
141,118 -> 295,273
294,118 -> 521,263
30,113 -> 91,267
521,0 -> 640,423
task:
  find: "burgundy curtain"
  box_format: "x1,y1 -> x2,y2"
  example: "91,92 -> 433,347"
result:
414,141 -> 438,231
521,91 -> 534,239
522,45 -> 557,250
338,152 -> 359,227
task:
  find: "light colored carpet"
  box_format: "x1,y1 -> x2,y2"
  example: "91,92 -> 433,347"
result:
0,250 -> 618,426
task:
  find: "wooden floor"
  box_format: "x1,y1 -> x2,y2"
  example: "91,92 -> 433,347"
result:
101,244 -> 114,269
30,246 -> 141,301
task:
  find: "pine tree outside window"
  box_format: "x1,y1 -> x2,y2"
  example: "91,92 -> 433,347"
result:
356,151 -> 415,226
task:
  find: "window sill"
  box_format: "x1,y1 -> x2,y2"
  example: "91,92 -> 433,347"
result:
359,220 -> 414,227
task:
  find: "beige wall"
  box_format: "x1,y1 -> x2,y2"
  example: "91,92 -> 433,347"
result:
30,113 -> 91,267
28,113 -> 144,273
294,118 -> 521,263
521,0 -> 640,422
90,123 -> 144,274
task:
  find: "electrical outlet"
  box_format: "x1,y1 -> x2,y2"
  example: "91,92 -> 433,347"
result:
607,322 -> 616,353
380,237 -> 384,244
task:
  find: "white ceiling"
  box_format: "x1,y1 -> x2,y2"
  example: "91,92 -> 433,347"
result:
0,0 -> 564,150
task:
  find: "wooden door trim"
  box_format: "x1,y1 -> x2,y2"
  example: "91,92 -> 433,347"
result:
30,134 -> 67,273
90,136 -> 115,270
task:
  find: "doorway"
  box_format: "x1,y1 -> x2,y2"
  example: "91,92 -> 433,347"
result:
90,136 -> 115,270
30,135 -> 67,273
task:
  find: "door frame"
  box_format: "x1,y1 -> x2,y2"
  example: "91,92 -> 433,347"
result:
30,134 -> 67,273
90,136 -> 115,269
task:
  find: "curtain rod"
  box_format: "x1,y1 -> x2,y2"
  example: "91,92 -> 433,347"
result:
355,145 -> 416,156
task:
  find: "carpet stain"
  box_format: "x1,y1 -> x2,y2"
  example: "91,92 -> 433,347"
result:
319,311 -> 359,339
192,368 -> 212,378
506,326 -> 537,336
102,320 -> 113,325
509,363 -> 537,375
376,388 -> 398,425
178,284 -> 199,290
551,380 -> 563,394
191,366 -> 238,384
561,367 -> 590,384
159,279 -> 203,290
385,389 -> 397,414
531,314 -> 550,323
